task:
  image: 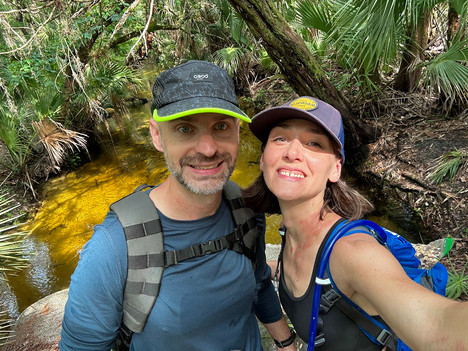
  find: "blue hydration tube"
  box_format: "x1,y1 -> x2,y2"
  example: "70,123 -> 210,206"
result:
306,225 -> 343,351
307,219 -> 386,351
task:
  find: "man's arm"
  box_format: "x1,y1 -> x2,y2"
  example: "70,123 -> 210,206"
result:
263,318 -> 297,350
60,213 -> 126,350
252,214 -> 297,350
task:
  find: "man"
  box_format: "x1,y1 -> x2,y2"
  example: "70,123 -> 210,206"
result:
59,60 -> 296,350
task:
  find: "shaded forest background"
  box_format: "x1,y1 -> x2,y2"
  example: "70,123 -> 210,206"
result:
0,0 -> 467,332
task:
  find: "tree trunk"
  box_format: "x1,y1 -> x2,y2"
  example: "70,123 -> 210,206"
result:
228,0 -> 377,165
447,4 -> 459,44
394,12 -> 430,92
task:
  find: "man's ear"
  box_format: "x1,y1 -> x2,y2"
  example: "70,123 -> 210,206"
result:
149,119 -> 164,152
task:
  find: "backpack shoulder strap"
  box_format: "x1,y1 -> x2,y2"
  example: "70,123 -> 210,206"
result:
110,184 -> 163,335
315,220 -> 398,351
222,180 -> 259,263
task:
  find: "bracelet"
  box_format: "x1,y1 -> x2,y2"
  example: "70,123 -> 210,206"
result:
274,328 -> 296,348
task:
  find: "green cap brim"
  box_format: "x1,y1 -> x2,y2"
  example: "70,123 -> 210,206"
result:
153,107 -> 251,123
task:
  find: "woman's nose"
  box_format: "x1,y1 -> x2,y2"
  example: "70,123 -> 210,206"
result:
283,139 -> 303,161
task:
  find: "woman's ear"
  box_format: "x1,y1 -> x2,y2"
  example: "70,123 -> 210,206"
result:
259,153 -> 265,172
149,119 -> 164,152
328,158 -> 342,183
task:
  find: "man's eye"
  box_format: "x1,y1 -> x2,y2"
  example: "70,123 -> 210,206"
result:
177,125 -> 191,134
215,122 -> 228,131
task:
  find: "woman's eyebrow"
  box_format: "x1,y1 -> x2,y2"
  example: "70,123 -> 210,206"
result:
274,121 -> 325,134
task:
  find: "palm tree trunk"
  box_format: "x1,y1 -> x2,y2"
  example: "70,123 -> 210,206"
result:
394,11 -> 431,92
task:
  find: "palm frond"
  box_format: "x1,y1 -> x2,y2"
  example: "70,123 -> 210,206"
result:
0,192 -> 28,347
0,310 -> 14,346
446,259 -> 468,300
449,0 -> 467,15
426,150 -> 467,184
296,0 -> 333,33
331,0 -> 405,73
0,194 -> 28,279
0,105 -> 32,171
74,59 -> 144,122
213,46 -> 246,75
33,117 -> 88,169
425,41 -> 468,99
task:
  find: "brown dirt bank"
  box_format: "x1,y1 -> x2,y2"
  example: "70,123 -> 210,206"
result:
356,91 -> 467,300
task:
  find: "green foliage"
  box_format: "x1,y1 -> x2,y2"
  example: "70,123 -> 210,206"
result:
446,259 -> 468,300
296,0 -> 333,33
214,47 -> 246,75
294,0 -> 468,101
77,59 -> 144,107
428,150 -> 467,185
259,49 -> 279,75
0,0 -> 149,182
0,103 -> 35,173
424,33 -> 468,104
0,191 -> 28,346
0,197 -> 28,278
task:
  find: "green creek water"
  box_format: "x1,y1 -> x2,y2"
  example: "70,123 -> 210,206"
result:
1,99 -> 285,319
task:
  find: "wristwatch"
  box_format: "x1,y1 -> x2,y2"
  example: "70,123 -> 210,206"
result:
274,328 -> 296,348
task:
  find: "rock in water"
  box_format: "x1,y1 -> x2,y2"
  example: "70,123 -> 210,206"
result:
2,289 -> 68,351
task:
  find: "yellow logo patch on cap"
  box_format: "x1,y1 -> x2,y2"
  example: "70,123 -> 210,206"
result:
289,97 -> 317,111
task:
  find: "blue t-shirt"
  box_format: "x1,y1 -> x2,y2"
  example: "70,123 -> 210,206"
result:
60,196 -> 282,350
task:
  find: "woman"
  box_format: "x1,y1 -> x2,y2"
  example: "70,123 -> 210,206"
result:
243,96 -> 468,350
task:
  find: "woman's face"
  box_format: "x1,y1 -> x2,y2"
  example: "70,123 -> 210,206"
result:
260,118 -> 342,204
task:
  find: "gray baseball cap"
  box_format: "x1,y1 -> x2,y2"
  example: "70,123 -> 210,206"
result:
249,96 -> 345,162
150,60 -> 250,123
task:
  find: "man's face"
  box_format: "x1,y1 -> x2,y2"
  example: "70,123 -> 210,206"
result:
150,113 -> 240,195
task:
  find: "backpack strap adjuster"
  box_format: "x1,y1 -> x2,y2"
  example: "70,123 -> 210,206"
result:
163,250 -> 178,268
320,288 -> 341,314
376,328 -> 393,346
198,240 -> 218,255
193,237 -> 227,256
323,288 -> 341,304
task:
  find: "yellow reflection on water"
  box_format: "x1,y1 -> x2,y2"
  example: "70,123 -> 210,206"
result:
8,104 -> 282,315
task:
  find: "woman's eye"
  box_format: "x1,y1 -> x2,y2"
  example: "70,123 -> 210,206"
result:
272,136 -> 287,143
177,125 -> 191,134
306,141 -> 321,147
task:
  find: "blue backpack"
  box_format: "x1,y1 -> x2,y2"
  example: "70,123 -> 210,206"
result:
307,219 -> 449,351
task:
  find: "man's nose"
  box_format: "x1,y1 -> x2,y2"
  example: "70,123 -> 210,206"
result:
194,132 -> 217,157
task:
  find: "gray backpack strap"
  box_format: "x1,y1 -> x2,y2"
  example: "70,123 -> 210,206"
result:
110,185 -> 162,334
222,180 -> 259,263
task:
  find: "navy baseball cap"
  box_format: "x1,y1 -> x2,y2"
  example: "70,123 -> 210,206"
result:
249,96 -> 345,162
150,60 -> 250,123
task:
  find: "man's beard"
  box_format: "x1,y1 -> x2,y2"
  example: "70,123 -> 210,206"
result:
165,152 -> 236,195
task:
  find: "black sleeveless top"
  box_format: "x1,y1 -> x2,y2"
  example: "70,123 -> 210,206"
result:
278,221 -> 385,350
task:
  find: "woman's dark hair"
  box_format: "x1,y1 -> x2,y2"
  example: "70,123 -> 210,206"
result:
242,172 -> 374,221
242,174 -> 281,214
